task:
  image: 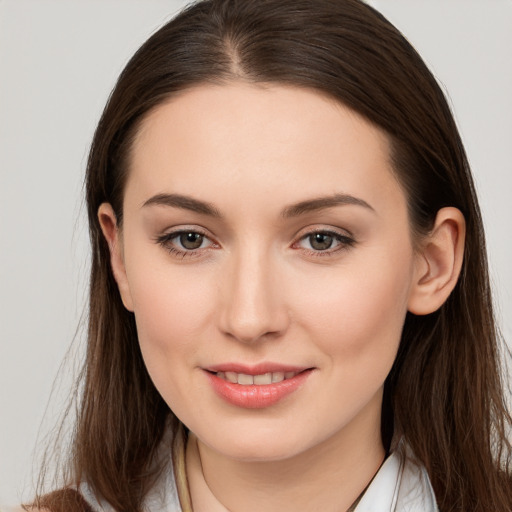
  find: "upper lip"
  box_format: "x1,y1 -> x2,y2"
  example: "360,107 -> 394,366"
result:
205,362 -> 312,375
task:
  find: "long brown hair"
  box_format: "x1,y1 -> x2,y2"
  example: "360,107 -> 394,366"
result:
36,0 -> 512,510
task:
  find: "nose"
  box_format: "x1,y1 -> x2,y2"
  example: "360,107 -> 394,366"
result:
218,247 -> 290,344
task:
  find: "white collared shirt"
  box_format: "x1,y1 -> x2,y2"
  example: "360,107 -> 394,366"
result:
77,440 -> 438,512
354,442 -> 438,511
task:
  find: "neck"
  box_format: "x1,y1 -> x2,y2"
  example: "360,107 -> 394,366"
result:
186,394 -> 386,512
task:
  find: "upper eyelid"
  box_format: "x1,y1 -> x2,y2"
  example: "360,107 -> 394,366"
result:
159,226 -> 214,239
159,227 -> 352,239
294,225 -> 354,240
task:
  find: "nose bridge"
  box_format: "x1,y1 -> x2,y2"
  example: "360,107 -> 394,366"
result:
219,241 -> 287,343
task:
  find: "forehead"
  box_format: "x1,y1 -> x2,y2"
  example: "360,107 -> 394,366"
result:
126,82 -> 404,216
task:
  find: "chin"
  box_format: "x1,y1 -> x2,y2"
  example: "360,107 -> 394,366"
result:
192,418 -> 329,463
215,440 -> 305,462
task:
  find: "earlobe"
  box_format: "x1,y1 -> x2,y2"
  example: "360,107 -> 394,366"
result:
408,207 -> 466,315
97,203 -> 134,312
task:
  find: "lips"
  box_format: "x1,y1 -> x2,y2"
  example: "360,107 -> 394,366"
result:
204,364 -> 313,409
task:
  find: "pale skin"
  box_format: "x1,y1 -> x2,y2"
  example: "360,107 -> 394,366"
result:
95,83 -> 465,512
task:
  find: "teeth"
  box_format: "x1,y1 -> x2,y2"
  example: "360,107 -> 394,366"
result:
253,373 -> 272,385
216,371 -> 298,385
225,371 -> 238,383
271,372 -> 284,383
237,373 -> 254,385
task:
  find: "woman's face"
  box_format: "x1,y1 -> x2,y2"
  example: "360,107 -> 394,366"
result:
112,83 -> 422,461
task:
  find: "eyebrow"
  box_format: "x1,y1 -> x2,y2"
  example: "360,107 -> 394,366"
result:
281,193 -> 375,218
142,192 -> 375,218
142,193 -> 222,217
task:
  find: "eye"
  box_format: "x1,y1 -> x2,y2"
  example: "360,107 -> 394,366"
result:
176,232 -> 207,250
306,232 -> 336,251
155,228 -> 216,258
295,229 -> 355,255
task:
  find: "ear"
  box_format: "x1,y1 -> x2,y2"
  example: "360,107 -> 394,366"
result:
408,207 -> 465,315
97,203 -> 134,311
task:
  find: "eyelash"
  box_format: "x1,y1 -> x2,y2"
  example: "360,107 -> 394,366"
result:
154,228 -> 214,259
155,228 -> 356,259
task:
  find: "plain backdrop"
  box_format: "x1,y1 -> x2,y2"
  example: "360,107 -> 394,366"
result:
1,0 -> 511,506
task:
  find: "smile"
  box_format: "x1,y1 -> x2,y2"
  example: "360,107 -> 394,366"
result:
205,366 -> 314,408
215,371 -> 298,385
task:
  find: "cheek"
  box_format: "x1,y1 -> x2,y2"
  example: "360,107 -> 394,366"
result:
124,251 -> 217,382
289,251 -> 414,430
293,249 -> 414,366
129,272 -> 216,419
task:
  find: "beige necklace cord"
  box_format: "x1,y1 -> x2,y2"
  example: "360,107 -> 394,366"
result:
172,423 -> 194,512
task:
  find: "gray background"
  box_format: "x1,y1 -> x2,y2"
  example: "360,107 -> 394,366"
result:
1,0 -> 511,505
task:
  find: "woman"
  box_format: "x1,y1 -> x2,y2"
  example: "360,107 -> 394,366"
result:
24,0 -> 512,511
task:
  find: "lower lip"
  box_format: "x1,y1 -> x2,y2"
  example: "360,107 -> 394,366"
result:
206,370 -> 313,409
